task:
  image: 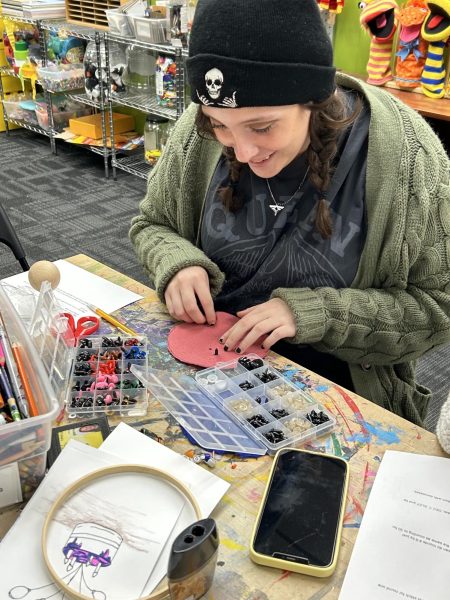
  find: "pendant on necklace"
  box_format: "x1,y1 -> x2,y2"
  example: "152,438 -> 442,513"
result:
269,203 -> 284,216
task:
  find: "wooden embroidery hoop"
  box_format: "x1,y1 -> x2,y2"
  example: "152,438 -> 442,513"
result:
42,464 -> 202,600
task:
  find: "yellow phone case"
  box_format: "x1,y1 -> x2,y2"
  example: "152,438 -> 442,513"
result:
249,447 -> 349,578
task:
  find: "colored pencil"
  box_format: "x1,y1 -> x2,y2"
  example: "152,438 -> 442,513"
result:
94,307 -> 138,336
11,343 -> 39,417
0,333 -> 30,419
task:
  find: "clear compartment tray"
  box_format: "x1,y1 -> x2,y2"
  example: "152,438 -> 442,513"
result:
66,335 -> 149,418
195,355 -> 336,454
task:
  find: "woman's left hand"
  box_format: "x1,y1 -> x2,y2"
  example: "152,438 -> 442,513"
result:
220,298 -> 296,353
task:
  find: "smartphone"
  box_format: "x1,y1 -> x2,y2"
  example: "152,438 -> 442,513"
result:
249,448 -> 349,577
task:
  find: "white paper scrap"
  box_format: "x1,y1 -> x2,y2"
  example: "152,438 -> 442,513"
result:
339,450 -> 450,600
2,259 -> 143,316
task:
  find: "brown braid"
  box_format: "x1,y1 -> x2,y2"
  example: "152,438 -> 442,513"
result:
195,110 -> 244,211
194,89 -> 362,235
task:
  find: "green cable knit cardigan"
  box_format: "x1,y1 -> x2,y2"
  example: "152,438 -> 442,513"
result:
130,74 -> 450,426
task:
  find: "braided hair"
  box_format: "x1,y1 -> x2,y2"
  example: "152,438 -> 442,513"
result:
195,89 -> 361,238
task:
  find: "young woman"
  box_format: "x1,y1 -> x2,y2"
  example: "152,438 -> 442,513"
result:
130,0 -> 450,426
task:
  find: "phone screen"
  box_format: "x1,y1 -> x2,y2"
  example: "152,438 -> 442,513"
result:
253,450 -> 348,567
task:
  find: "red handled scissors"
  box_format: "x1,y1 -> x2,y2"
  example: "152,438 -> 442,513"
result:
62,313 -> 100,340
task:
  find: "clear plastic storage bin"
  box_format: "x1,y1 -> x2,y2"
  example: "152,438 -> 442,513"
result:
0,285 -> 62,508
34,101 -> 91,132
2,93 -> 40,125
37,63 -> 85,92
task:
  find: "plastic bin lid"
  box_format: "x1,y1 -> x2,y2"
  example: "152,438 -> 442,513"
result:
19,100 -> 36,110
131,365 -> 267,456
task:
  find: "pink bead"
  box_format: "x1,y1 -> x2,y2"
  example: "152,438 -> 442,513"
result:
108,383 -> 115,390
97,374 -> 107,382
104,394 -> 113,405
90,383 -> 96,392
109,374 -> 119,384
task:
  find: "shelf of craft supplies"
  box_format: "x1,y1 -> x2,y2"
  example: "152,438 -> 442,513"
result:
66,334 -> 149,418
1,17 -> 188,180
112,152 -> 151,180
69,90 -> 177,120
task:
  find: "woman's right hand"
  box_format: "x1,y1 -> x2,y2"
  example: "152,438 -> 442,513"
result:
164,266 -> 216,325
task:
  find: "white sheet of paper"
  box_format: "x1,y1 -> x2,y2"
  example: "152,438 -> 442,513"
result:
100,422 -> 230,595
0,425 -> 229,599
2,259 -> 143,316
339,450 -> 450,600
45,471 -> 184,599
0,442 -> 166,600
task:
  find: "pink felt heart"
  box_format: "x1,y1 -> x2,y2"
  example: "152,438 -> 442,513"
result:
167,311 -> 269,367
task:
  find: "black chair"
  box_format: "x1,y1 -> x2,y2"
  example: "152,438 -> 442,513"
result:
0,202 -> 30,272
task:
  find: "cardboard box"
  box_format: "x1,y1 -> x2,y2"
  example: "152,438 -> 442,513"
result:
69,112 -> 135,139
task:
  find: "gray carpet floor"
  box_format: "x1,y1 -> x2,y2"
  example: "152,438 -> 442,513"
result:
0,129 -> 448,432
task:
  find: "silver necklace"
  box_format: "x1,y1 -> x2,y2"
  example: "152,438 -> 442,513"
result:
266,166 -> 310,216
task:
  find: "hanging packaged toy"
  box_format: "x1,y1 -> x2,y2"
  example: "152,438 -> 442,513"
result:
155,55 -> 177,108
395,0 -> 428,88
359,0 -> 400,85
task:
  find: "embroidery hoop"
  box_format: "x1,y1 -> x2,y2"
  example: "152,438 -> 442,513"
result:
42,464 -> 202,600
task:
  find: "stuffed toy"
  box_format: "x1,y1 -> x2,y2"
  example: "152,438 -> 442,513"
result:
395,0 -> 428,87
420,0 -> 450,98
359,0 -> 400,85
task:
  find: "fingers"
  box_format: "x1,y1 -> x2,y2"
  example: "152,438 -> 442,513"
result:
196,284 -> 216,325
222,299 -> 296,353
262,325 -> 293,350
165,289 -> 194,323
164,266 -> 215,324
223,315 -> 272,353
180,286 -> 208,324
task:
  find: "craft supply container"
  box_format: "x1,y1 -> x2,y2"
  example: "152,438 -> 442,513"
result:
66,335 -> 149,418
195,355 -> 336,455
37,63 -> 85,93
0,285 -> 62,508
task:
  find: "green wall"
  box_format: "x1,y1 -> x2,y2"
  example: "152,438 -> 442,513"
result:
333,6 -> 371,76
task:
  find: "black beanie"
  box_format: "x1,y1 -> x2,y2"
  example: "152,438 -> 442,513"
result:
187,0 -> 336,108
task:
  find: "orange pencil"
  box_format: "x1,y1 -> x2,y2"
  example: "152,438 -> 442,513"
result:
11,344 -> 39,417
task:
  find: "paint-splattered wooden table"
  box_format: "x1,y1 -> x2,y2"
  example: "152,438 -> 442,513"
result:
0,255 -> 445,600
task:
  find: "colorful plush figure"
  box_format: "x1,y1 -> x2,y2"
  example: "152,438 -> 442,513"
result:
359,0 -> 400,85
420,0 -> 450,98
395,0 -> 428,87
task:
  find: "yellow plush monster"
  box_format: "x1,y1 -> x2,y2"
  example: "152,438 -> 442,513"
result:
420,0 -> 450,97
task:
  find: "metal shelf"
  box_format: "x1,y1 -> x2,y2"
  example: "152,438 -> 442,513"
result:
2,14 -> 38,25
4,116 -> 51,136
0,66 -> 16,77
108,33 -> 188,57
112,153 -> 151,179
40,19 -> 99,41
110,91 -> 177,120
69,92 -> 104,109
88,145 -> 112,156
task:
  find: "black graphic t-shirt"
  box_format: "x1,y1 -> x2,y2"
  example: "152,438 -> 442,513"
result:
201,91 -> 370,315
